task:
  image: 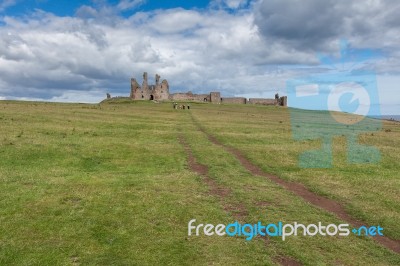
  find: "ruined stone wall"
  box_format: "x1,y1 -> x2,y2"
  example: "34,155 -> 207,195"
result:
248,98 -> 277,105
131,72 -> 170,100
221,97 -> 247,104
130,78 -> 140,98
133,87 -> 150,100
170,92 -> 209,102
131,77 -> 152,100
142,72 -> 148,91
129,72 -> 288,105
210,92 -> 221,103
170,93 -> 188,101
192,93 -> 209,102
280,96 -> 288,107
140,88 -> 151,100
152,79 -> 169,101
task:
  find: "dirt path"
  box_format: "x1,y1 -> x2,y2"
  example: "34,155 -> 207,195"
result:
178,135 -> 247,219
190,115 -> 400,254
178,135 -> 302,266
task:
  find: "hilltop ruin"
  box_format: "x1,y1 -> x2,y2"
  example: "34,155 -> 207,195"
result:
128,72 -> 287,106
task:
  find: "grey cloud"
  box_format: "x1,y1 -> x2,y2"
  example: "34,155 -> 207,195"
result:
76,5 -> 99,19
210,0 -> 250,10
117,0 -> 146,11
254,0 -> 400,74
254,0 -> 400,54
0,0 -> 17,12
254,0 -> 348,51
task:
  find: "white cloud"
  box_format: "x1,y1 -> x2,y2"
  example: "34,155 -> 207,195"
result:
1,7 -> 302,101
211,0 -> 249,9
117,0 -> 146,11
0,0 -> 17,12
146,9 -> 203,34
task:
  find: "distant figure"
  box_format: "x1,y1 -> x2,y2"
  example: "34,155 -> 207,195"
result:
106,93 -> 111,99
183,105 -> 186,110
187,105 -> 190,110
275,93 -> 279,100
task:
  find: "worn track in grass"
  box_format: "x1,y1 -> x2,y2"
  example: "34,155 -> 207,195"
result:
190,114 -> 400,254
179,135 -> 302,266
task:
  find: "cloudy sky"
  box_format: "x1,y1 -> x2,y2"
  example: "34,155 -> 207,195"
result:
0,0 -> 399,114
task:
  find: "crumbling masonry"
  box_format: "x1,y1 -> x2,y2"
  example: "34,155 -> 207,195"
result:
131,72 -> 170,101
129,72 -> 287,106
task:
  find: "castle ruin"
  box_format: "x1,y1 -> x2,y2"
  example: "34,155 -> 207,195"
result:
131,72 -> 170,101
129,72 -> 287,106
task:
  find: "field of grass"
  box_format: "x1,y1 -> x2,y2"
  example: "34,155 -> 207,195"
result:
0,100 -> 399,265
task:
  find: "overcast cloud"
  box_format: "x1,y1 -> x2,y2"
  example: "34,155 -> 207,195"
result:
0,0 -> 399,113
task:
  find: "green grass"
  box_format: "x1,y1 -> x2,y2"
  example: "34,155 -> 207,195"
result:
0,100 -> 399,265
190,104 -> 400,241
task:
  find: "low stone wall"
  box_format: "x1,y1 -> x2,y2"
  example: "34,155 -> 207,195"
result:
193,94 -> 210,102
170,93 -> 209,102
248,98 -> 276,105
221,97 -> 247,104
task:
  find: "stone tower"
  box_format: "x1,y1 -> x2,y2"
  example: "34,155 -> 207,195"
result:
130,78 -> 140,98
210,92 -> 221,103
130,72 -> 170,101
155,74 -> 160,86
142,72 -> 148,91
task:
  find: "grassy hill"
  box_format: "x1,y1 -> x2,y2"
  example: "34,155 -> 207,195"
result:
0,100 -> 399,265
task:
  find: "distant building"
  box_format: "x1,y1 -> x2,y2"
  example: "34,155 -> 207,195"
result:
130,72 -> 169,101
128,72 -> 287,106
